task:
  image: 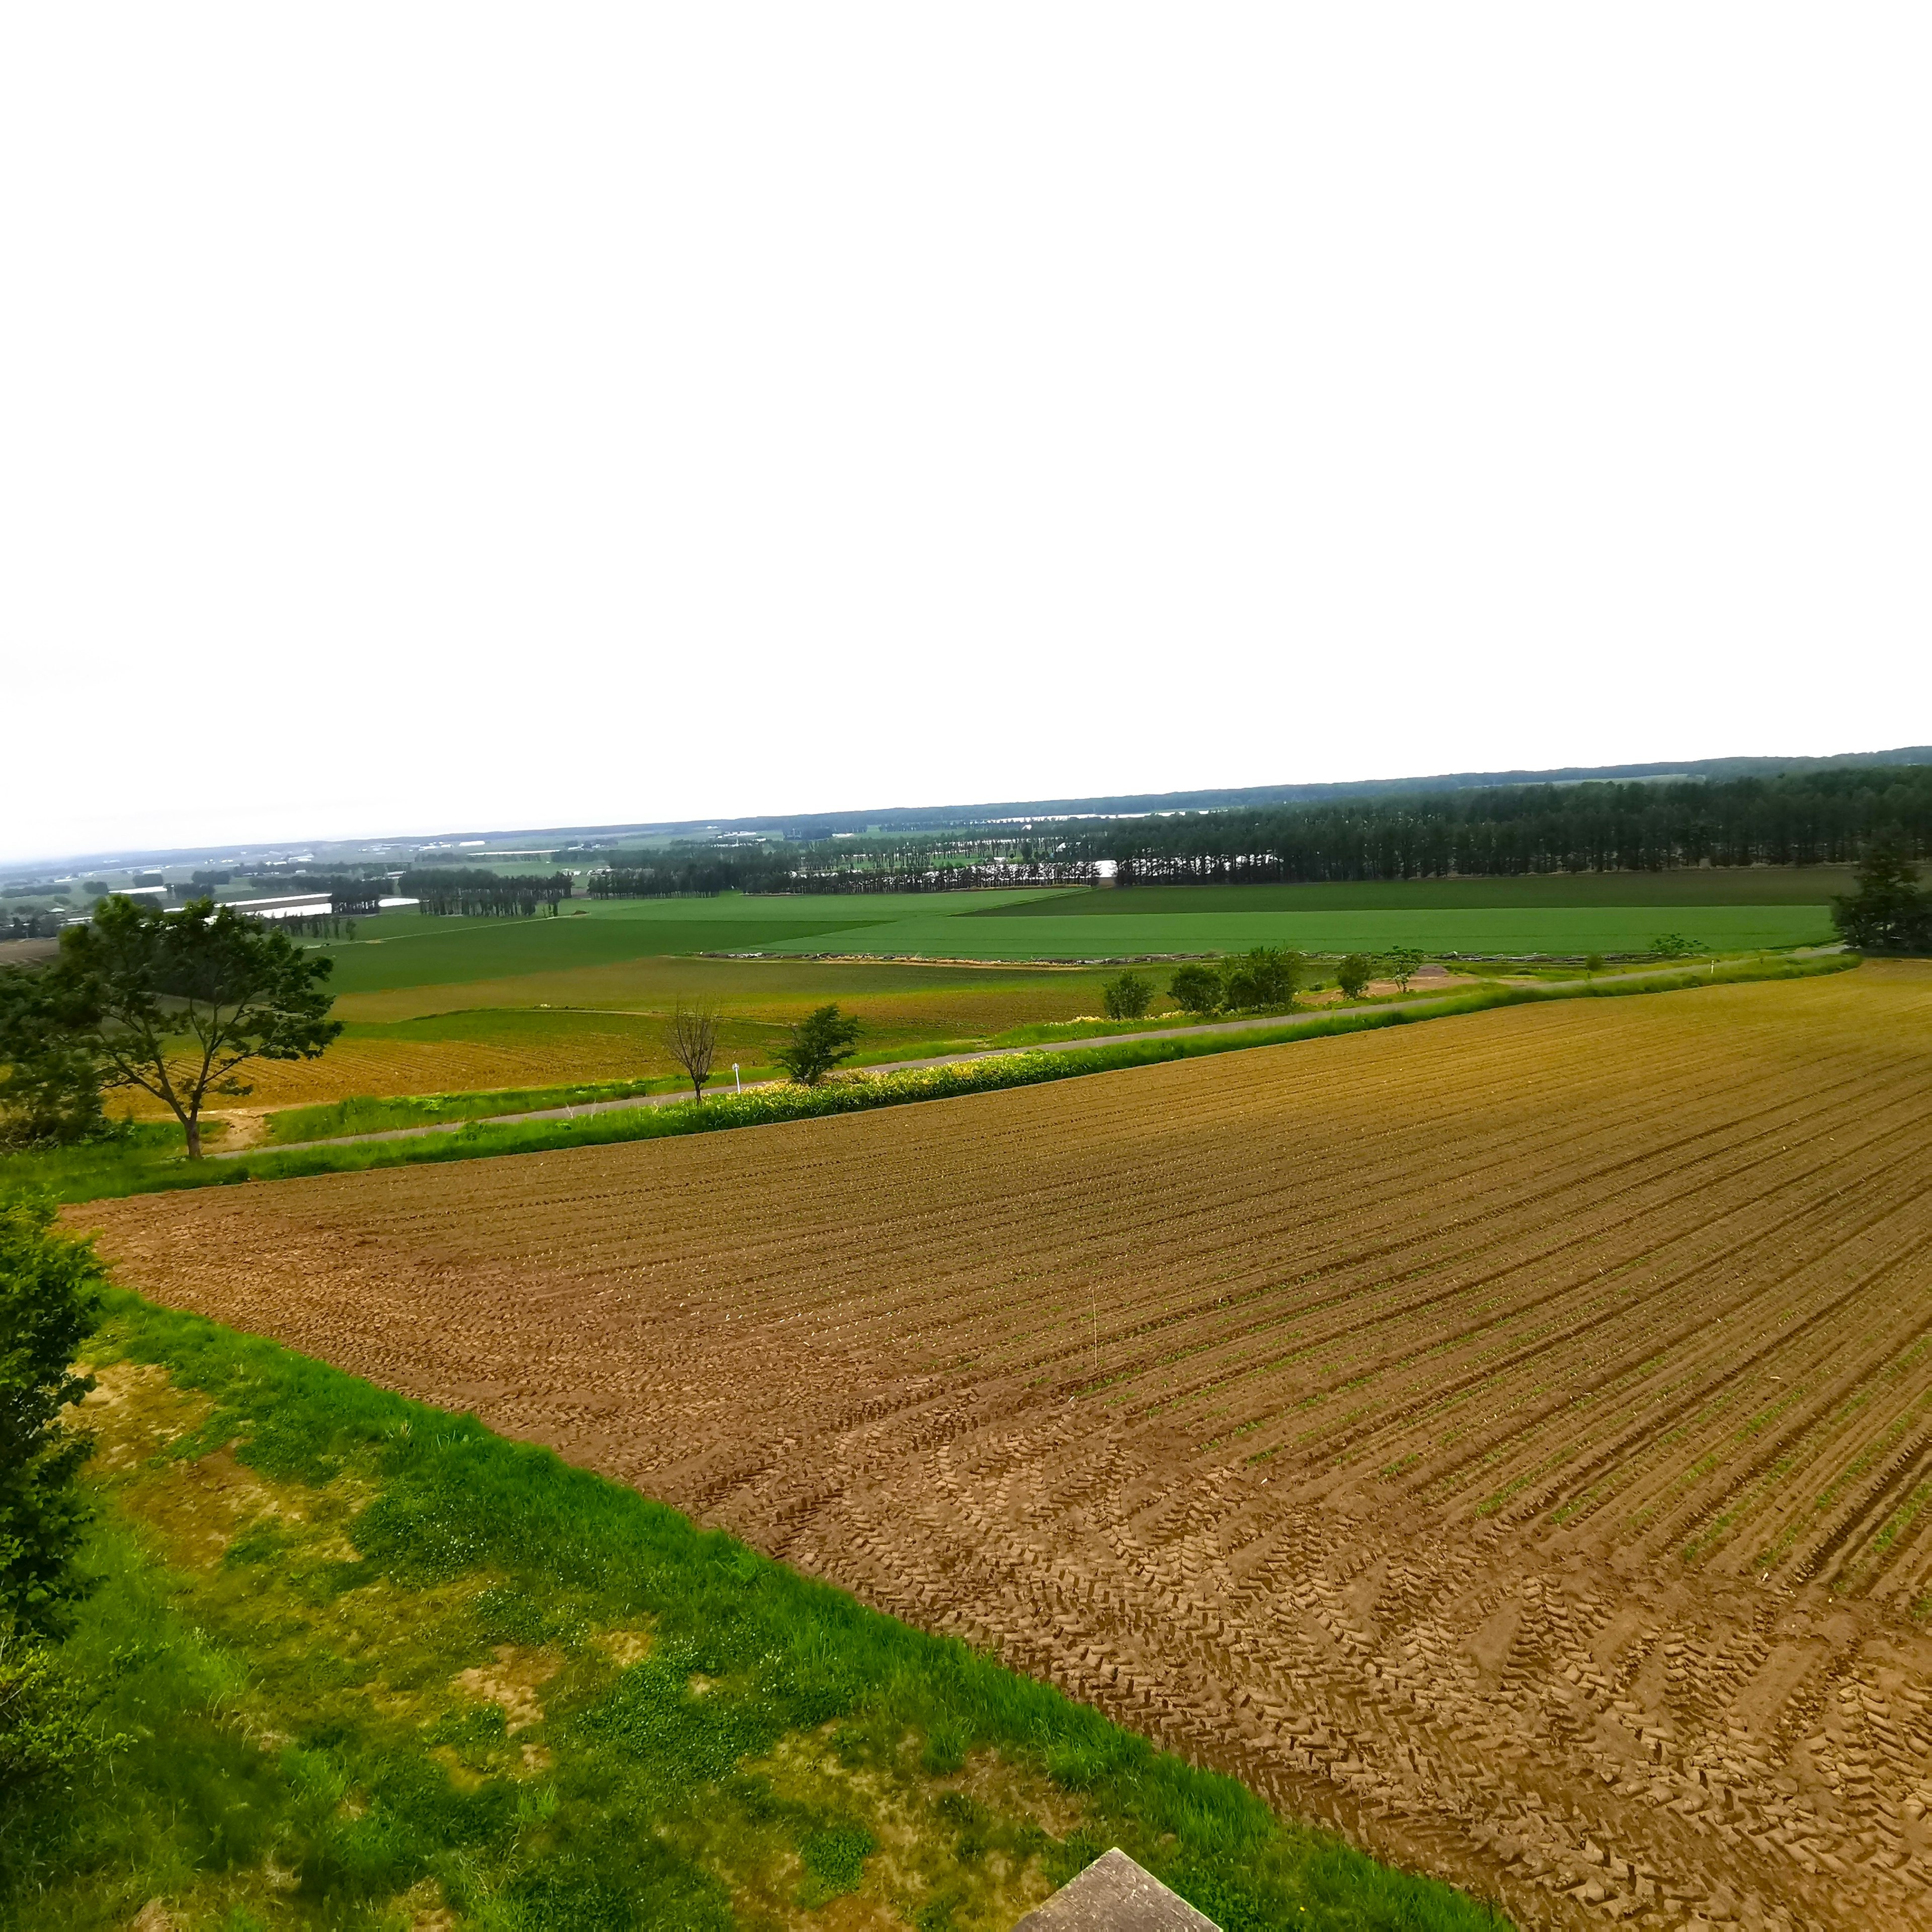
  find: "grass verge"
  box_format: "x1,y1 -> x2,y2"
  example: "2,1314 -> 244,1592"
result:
9,955 -> 1857,1205
7,1292 -> 1505,1930
259,1073 -> 775,1144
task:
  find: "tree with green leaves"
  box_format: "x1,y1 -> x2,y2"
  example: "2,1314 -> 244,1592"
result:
0,1193 -> 105,1639
1167,964 -> 1222,1017
1221,946 -> 1301,1012
773,1004 -> 862,1085
1584,952 -> 1605,976
51,896 -> 340,1158
1335,954 -> 1372,1000
1382,947 -> 1425,993
0,969 -> 106,1148
1648,933 -> 1708,960
1101,971 -> 1152,1021
1831,840 -> 1930,952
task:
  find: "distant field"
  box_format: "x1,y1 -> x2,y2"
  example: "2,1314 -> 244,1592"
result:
177,874 -> 1834,1119
113,956 -> 1131,1118
980,867 -> 1858,914
767,902 -> 1833,959
312,900 -> 917,995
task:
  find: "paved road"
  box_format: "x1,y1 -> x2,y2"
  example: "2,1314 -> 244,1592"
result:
215,953 -> 1836,1161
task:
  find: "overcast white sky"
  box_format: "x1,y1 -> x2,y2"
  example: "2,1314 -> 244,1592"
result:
3,7 -> 1928,863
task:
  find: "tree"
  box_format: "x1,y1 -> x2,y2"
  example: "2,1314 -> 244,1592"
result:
1584,952 -> 1605,976
1335,953 -> 1372,1000
0,969 -> 106,1148
773,1004 -> 862,1085
663,999 -> 721,1101
1383,947 -> 1425,993
1101,971 -> 1152,1021
52,897 -> 340,1159
1167,964 -> 1222,1016
1832,841 -> 1931,952
1221,946 -> 1301,1011
0,1193 -> 104,1639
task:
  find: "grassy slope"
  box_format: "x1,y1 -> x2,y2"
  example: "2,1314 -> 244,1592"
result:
12,1294 -> 1500,1932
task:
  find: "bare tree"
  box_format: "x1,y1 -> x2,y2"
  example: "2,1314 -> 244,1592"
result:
664,998 -> 720,1102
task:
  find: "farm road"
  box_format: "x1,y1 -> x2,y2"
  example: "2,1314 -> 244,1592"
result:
222,957 -> 1784,1157
83,962 -> 1928,1932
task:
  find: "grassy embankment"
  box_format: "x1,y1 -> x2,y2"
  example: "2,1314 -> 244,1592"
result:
12,1293 -> 1501,1931
3,956 -> 1855,1205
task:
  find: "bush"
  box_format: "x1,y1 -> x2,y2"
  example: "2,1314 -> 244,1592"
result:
0,1638 -> 119,1797
1101,972 -> 1152,1021
0,1193 -> 105,1637
1335,954 -> 1372,1000
1382,947 -> 1424,992
1167,965 -> 1222,1016
1220,947 -> 1300,1012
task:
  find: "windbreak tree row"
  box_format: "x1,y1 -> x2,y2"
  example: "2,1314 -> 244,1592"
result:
399,870 -> 573,917
1059,764 -> 1932,881
585,858 -> 1096,897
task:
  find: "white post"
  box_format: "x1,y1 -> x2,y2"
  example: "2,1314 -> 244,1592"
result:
734,1063 -> 742,1094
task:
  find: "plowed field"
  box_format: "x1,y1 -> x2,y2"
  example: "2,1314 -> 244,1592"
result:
79,962 -> 1932,1929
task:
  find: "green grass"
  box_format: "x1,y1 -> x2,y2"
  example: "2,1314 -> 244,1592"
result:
8,1292 -> 1505,1930
301,875 -> 1844,997
4,956 -> 1857,1203
767,904 -> 1834,960
310,895 -> 1060,996
978,869 -> 1858,914
263,1076 -> 716,1144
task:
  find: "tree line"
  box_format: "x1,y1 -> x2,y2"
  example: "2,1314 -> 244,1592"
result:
1057,765 -> 1932,880
401,870 -> 574,917
248,874 -> 388,914
584,854 -> 1097,897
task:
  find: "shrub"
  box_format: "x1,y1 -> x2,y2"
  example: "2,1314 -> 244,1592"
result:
1382,947 -> 1424,992
1167,965 -> 1222,1016
1220,947 -> 1300,1012
1101,972 -> 1152,1021
0,1192 -> 105,1636
1335,954 -> 1372,1000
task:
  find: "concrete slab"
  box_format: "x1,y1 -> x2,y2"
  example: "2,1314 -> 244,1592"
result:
1009,1848 -> 1220,1930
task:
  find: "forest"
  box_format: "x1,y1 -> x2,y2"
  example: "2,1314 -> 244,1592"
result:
581,765 -> 1932,896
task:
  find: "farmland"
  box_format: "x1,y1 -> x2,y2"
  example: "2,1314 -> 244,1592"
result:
129,871 -> 1831,1116
79,960 -> 1932,1927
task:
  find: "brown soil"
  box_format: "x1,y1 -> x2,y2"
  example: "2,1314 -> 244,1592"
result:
76,962 -> 1932,1930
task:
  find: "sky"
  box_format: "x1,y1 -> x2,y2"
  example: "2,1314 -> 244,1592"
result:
3,7 -> 1929,864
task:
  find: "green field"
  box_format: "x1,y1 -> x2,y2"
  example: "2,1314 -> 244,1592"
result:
15,1289 -> 1495,1931
309,874 -> 1842,997
764,902 -> 1832,959
977,868 -> 1858,913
